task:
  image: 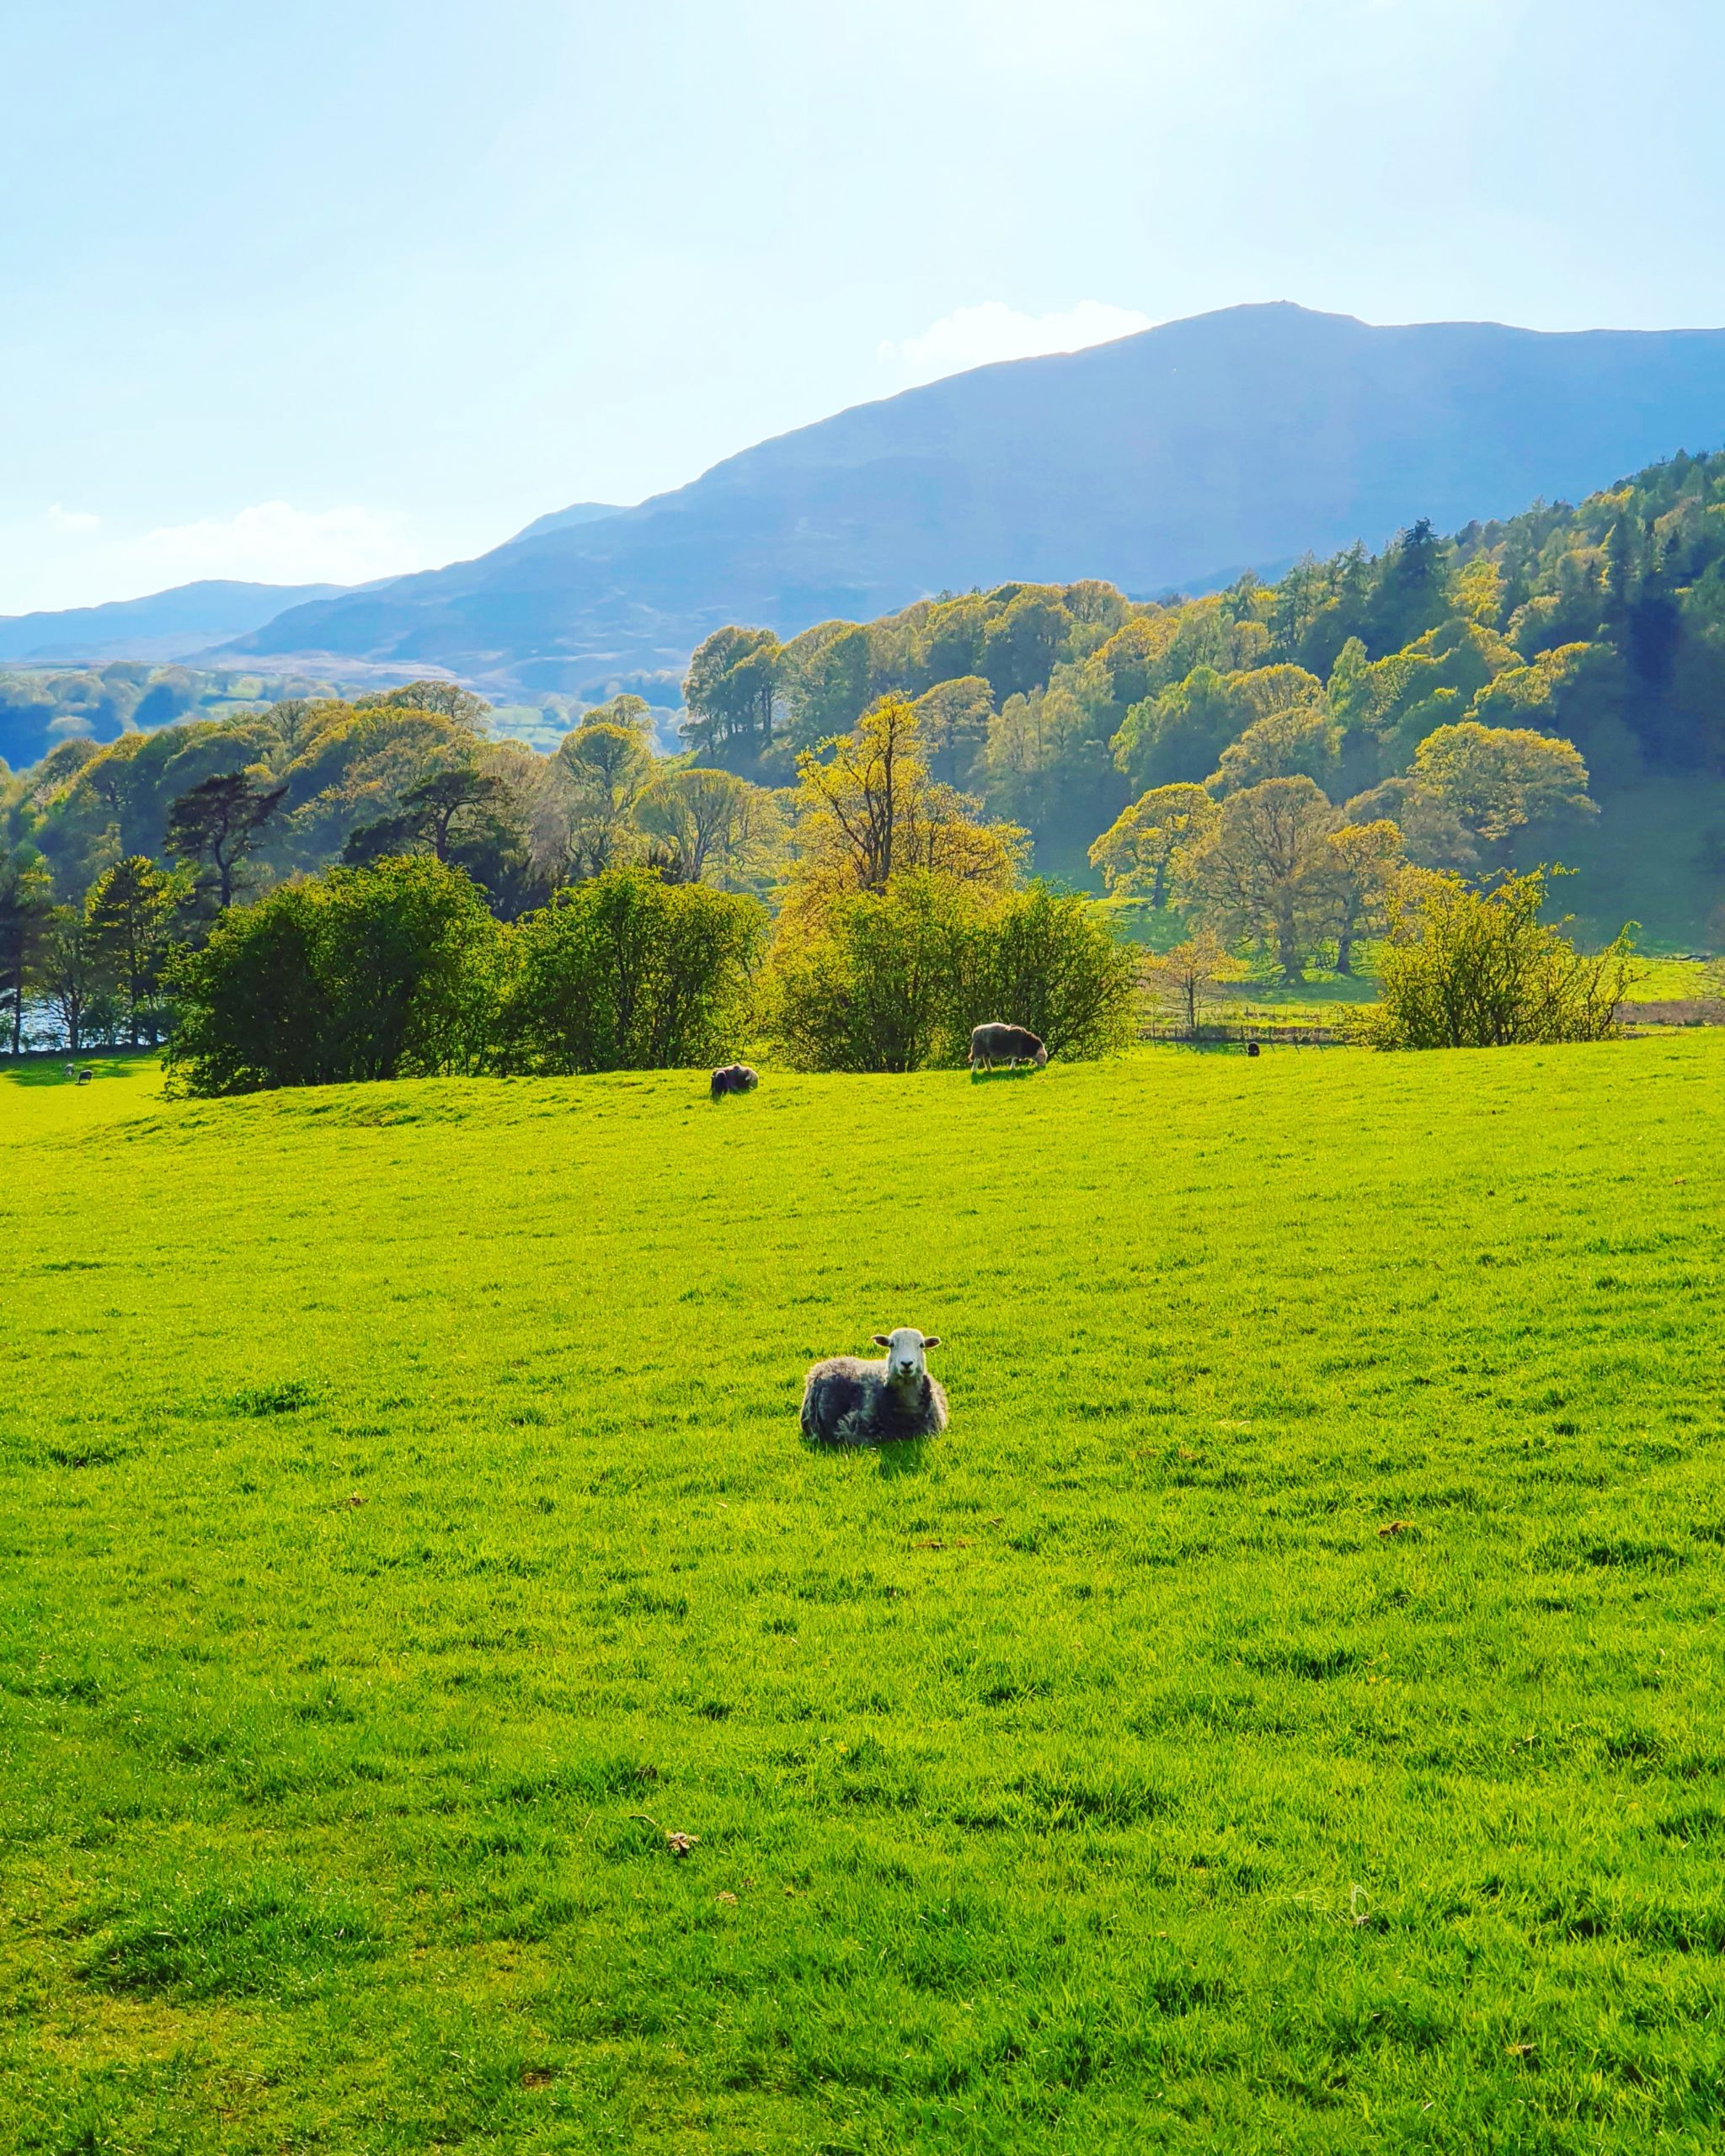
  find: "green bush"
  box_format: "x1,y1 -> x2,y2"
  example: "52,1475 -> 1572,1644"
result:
770,873 -> 1135,1071
166,857 -> 499,1093
498,867 -> 764,1074
1365,867 -> 1637,1049
967,881 -> 1139,1061
770,872 -> 977,1072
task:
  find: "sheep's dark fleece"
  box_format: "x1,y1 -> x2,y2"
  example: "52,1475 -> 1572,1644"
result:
800,1327 -> 947,1447
969,1022 -> 1046,1070
710,1063 -> 759,1097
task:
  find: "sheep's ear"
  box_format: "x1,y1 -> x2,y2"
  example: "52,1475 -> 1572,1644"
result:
921,1336 -> 942,1350
872,1334 -> 890,1348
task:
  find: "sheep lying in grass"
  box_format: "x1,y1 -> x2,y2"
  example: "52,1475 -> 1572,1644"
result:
710,1063 -> 759,1098
800,1328 -> 947,1447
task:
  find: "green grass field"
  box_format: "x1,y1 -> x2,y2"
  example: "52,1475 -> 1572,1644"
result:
5,1041 -> 1725,2153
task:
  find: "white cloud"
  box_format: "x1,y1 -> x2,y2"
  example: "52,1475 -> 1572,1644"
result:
105,501 -> 421,594
879,301 -> 1154,384
1,499 -> 430,616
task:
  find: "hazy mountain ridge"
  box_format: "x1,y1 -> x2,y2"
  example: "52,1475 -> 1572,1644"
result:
0,579 -> 349,666
219,303 -> 1725,692
505,501 -> 628,545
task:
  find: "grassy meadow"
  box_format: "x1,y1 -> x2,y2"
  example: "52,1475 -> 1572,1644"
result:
4,1038 -> 1725,2153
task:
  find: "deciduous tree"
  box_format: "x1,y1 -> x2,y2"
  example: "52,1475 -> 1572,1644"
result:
1411,721 -> 1594,857
633,766 -> 784,887
548,723 -> 654,878
682,627 -> 782,756
1142,926 -> 1235,1030
911,675 -> 994,787
1175,776 -> 1339,983
1209,702 -> 1340,795
786,696 -> 1023,929
1316,818 -> 1405,975
1087,782 -> 1217,905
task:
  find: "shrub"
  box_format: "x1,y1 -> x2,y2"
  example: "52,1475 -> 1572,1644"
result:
1365,867 -> 1637,1049
769,873 -> 1135,1071
769,873 -> 979,1072
964,883 -> 1138,1060
166,857 -> 500,1093
498,867 -> 764,1074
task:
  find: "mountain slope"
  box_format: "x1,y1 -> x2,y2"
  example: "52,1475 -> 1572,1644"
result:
505,501 -> 628,546
225,303 -> 1725,692
0,579 -> 348,664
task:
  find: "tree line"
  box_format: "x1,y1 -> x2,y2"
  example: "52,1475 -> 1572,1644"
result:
162,697 -> 1133,1093
0,682 -> 786,1054
8,449 -> 1706,1063
673,449 -> 1725,968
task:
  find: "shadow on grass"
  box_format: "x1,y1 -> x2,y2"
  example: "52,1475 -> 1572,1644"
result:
877,1438 -> 930,1478
1,1050 -> 158,1090
969,1065 -> 1039,1085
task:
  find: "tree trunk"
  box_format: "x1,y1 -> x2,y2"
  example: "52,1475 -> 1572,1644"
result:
1335,934 -> 1355,977
1276,917 -> 1302,985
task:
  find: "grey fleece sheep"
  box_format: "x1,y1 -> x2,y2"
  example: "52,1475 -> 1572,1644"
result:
711,1062 -> 759,1098
800,1327 -> 948,1446
969,1022 -> 1047,1070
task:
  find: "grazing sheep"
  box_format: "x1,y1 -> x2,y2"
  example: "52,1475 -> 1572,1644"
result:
969,1022 -> 1047,1071
75,1068 -> 93,1086
800,1327 -> 947,1447
64,1063 -> 76,1079
710,1063 -> 759,1098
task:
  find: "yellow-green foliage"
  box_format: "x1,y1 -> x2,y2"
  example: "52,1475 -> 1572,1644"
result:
4,1041 -> 1725,2151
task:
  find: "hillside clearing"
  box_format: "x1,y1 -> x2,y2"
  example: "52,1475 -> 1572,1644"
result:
4,1042 -> 1724,2153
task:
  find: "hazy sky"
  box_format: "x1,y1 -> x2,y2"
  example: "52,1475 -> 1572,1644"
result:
6,0 -> 1725,612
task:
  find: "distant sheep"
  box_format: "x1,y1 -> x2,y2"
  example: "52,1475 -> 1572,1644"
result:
969,1022 -> 1047,1071
800,1327 -> 947,1447
710,1063 -> 759,1098
75,1068 -> 93,1086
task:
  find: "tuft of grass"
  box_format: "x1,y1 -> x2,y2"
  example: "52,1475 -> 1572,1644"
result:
77,1873 -> 381,2001
229,1379 -> 318,1417
3,1038 -> 1725,2150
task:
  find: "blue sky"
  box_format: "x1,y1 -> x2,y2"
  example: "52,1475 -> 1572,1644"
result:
5,0 -> 1725,611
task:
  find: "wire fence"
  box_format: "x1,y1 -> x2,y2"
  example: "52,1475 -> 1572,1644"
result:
1136,1021 -> 1359,1048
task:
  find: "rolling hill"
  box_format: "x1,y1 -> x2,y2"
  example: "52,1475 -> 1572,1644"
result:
221,302 -> 1725,695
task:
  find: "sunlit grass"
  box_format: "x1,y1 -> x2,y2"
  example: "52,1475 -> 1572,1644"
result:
4,1038 -> 1724,2151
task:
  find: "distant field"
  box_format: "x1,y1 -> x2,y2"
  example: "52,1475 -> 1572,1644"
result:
5,1042 -> 1724,2153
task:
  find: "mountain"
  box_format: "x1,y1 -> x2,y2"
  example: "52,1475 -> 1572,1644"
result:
0,579 -> 349,665
225,302 -> 1725,695
505,501 -> 628,546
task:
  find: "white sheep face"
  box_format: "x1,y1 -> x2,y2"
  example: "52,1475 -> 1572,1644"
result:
872,1327 -> 942,1380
